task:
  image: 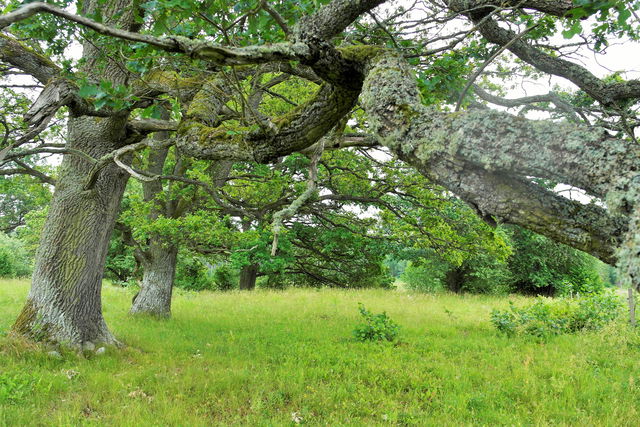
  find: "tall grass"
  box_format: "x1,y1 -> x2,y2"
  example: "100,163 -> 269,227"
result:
1,280 -> 639,425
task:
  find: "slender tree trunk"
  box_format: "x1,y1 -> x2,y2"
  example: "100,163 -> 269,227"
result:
12,116 -> 130,346
130,242 -> 178,317
239,263 -> 259,290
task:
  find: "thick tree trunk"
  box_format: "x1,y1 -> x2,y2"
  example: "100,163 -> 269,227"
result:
239,263 -> 259,290
130,243 -> 178,317
12,116 -> 130,346
11,0 -> 137,347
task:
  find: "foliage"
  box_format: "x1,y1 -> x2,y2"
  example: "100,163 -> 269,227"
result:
352,303 -> 400,342
175,254 -> 239,292
211,263 -> 238,291
452,251 -> 513,295
14,208 -> 48,257
506,226 -> 605,296
282,222 -> 395,289
0,175 -> 52,235
0,372 -> 38,405
0,234 -> 32,278
400,259 -> 447,293
104,230 -> 138,285
401,224 -> 607,297
384,257 -> 407,278
491,291 -> 623,340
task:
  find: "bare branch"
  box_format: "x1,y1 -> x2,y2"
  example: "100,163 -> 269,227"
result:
271,139 -> 325,255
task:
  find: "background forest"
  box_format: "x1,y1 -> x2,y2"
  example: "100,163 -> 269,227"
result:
0,155 -> 615,296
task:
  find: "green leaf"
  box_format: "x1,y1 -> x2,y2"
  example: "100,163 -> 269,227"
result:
78,84 -> 98,98
562,21 -> 582,38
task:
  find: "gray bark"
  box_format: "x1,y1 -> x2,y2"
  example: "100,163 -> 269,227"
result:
12,115 -> 130,346
130,243 -> 178,317
11,0 -> 136,347
359,49 -> 635,264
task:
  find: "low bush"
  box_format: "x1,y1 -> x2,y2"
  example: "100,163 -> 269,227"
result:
353,304 -> 401,342
491,291 -> 623,340
0,234 -> 32,278
400,261 -> 446,293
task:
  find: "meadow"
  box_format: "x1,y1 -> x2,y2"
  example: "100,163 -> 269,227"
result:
1,279 -> 639,426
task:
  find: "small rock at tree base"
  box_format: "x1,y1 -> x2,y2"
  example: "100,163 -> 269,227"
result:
82,341 -> 96,352
95,347 -> 106,355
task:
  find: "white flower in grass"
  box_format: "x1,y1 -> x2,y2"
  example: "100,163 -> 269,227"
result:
291,411 -> 303,424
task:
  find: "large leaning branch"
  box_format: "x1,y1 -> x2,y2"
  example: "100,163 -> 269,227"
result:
360,50 -> 639,199
358,49 -> 635,261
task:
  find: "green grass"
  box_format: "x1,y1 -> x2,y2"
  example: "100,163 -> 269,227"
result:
1,279 -> 640,426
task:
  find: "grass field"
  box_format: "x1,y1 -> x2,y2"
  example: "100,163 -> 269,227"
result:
1,279 -> 640,426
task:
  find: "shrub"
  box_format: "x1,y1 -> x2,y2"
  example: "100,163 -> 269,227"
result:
506,226 -> 605,296
353,304 -> 401,342
212,263 -> 237,291
176,256 -> 239,292
401,261 -> 446,293
555,277 -> 606,297
0,233 -> 32,278
491,291 -> 623,340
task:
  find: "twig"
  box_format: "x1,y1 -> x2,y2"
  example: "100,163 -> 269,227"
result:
456,21 -> 539,111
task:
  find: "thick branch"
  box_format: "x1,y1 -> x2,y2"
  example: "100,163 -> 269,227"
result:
0,34 -> 59,83
413,159 -> 627,264
360,51 -> 638,199
359,49 -> 633,261
177,83 -> 359,163
294,0 -> 387,42
447,0 -> 574,17
0,3 -> 311,65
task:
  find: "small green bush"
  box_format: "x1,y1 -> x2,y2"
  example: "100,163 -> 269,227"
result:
555,278 -> 606,297
401,261 -> 446,293
353,304 -> 401,342
491,291 -> 623,340
212,263 -> 237,291
0,233 -> 32,278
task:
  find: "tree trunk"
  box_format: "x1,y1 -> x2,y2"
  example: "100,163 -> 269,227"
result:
11,0 -> 138,347
12,116 -> 130,346
445,266 -> 466,294
239,263 -> 259,290
130,243 -> 178,317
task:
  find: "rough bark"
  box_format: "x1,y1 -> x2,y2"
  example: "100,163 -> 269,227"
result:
412,159 -> 627,264
12,115 -> 130,346
358,49 -> 635,264
11,0 -> 136,347
0,33 -> 59,84
239,263 -> 259,290
129,243 -> 178,317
